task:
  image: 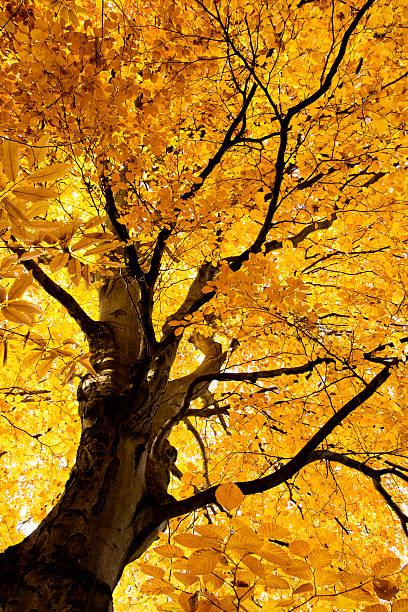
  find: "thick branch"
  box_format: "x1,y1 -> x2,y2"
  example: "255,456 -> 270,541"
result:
21,258 -> 98,338
102,179 -> 145,282
146,226 -> 172,290
161,366 -> 390,519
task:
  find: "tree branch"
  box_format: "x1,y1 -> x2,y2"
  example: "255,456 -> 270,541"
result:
286,0 -> 376,120
310,450 -> 408,537
146,226 -> 172,290
160,366 -> 390,519
20,258 -> 98,338
101,179 -> 145,282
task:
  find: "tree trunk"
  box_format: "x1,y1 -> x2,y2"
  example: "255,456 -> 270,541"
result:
0,275 -> 178,612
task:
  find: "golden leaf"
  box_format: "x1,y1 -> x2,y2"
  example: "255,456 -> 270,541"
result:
12,185 -> 57,203
283,560 -> 312,580
372,556 -> 401,576
25,163 -> 72,183
215,482 -> 243,510
140,578 -> 174,596
293,582 -> 314,594
137,562 -> 165,579
308,548 -> 332,569
187,549 -> 221,574
288,539 -> 310,558
1,305 -> 33,325
7,300 -> 44,315
195,524 -> 229,541
173,571 -> 199,587
36,356 -> 55,378
33,134 -> 50,165
7,273 -> 32,301
154,544 -> 185,558
49,252 -> 70,273
242,554 -> 265,578
173,533 -> 217,549
1,139 -> 20,181
263,575 -> 290,590
258,523 -> 291,540
362,605 -> 388,612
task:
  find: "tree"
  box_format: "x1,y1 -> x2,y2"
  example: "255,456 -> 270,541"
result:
0,0 -> 407,609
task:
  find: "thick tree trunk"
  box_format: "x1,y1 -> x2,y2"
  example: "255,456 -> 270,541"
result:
0,275 -> 177,612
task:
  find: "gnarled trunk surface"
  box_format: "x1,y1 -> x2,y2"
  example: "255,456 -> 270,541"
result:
0,276 -> 180,612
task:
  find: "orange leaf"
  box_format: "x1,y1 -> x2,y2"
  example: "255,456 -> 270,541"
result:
215,483 -> 243,510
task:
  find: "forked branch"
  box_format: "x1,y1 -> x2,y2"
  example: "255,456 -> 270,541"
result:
161,365 -> 390,519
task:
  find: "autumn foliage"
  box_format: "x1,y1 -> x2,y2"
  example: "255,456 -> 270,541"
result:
1,0 -> 408,609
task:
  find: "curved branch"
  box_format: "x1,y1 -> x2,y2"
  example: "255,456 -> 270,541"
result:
160,365 -> 390,519
286,0 -> 376,120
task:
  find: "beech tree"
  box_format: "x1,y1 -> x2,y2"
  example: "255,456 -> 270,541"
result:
0,0 -> 408,610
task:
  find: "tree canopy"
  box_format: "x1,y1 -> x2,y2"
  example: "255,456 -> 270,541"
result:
1,0 -> 408,610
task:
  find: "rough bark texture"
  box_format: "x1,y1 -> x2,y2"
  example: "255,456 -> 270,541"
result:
0,274 -> 183,612
0,265 -> 225,611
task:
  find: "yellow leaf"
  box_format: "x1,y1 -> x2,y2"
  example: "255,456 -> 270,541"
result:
263,575 -> 290,590
308,548 -> 332,569
3,199 -> 30,223
260,543 -> 291,566
33,134 -> 50,165
283,560 -> 312,580
372,556 -> 401,576
258,523 -> 291,540
1,305 -> 33,325
0,287 -> 7,303
25,163 -> 72,183
7,300 -> 44,315
293,582 -> 314,594
36,356 -> 55,378
78,358 -> 98,377
137,562 -> 165,579
242,554 -> 265,578
288,539 -> 310,558
362,605 -> 388,612
154,544 -> 185,558
314,568 -> 339,586
215,483 -> 243,510
7,273 -> 32,300
140,578 -> 174,596
1,139 -> 20,181
12,185 -> 57,202
195,524 -> 229,541
49,252 -> 70,273
23,349 -> 43,368
173,571 -> 199,586
173,533 -> 217,549
393,600 -> 408,612
187,549 -> 221,574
